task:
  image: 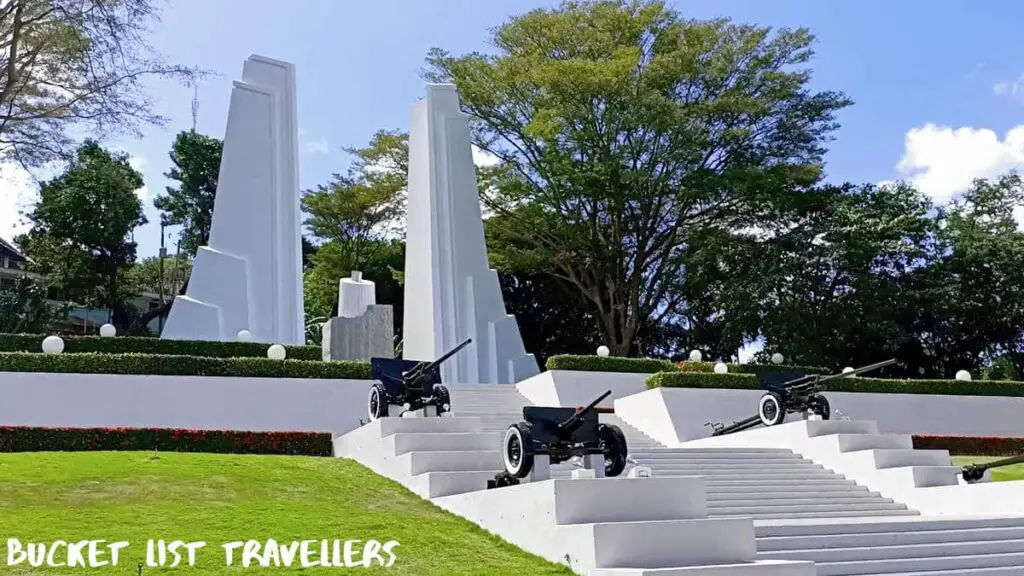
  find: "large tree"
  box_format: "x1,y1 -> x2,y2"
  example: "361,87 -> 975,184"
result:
153,130 -> 223,256
17,139 -> 147,326
0,0 -> 203,168
424,0 -> 851,355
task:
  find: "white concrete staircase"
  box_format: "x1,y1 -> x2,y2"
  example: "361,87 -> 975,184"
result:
334,411 -> 813,575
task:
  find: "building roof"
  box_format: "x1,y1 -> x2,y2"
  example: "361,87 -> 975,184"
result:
0,236 -> 26,260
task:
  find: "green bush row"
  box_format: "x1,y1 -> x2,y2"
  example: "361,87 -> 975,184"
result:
0,333 -> 322,361
913,435 -> 1024,456
0,426 -> 333,456
545,354 -> 830,375
545,354 -> 677,373
646,371 -> 1024,397
0,352 -> 371,380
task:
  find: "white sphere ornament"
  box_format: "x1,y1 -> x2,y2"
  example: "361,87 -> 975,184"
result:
267,344 -> 287,360
41,335 -> 64,355
842,367 -> 855,374
714,362 -> 728,374
771,352 -> 784,365
236,330 -> 252,342
955,370 -> 971,382
597,345 -> 610,357
689,349 -> 703,362
99,323 -> 116,338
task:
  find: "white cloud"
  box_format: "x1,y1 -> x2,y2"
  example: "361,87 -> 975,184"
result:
128,154 -> 148,200
0,162 -> 37,242
471,145 -> 501,167
737,338 -> 763,364
888,123 -> 1024,204
993,73 -> 1024,101
305,138 -> 330,154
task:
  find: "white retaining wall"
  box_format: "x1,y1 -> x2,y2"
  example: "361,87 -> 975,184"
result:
515,370 -> 650,408
614,386 -> 1024,444
0,372 -> 371,436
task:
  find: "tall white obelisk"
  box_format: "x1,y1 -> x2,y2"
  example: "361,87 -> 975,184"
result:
402,84 -> 539,384
161,55 -> 305,345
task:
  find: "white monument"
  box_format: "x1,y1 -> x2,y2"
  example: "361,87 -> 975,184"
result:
161,54 -> 304,345
402,84 -> 539,385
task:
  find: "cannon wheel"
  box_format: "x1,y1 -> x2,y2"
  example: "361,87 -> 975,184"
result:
808,394 -> 831,420
758,392 -> 786,427
368,383 -> 389,421
962,467 -> 986,483
433,384 -> 451,416
502,423 -> 535,478
597,423 -> 628,477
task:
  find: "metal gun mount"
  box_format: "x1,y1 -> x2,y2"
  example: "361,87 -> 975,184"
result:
961,453 -> 1024,483
497,390 -> 629,484
366,338 -> 472,421
708,358 -> 898,436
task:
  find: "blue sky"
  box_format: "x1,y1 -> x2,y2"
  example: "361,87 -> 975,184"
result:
3,0 -> 1024,262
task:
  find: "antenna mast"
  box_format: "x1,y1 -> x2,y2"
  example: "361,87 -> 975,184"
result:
190,84 -> 199,132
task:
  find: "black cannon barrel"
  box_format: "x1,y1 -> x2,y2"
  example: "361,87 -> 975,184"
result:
963,453 -> 1024,476
558,389 -> 612,432
780,358 -> 898,390
406,338 -> 473,379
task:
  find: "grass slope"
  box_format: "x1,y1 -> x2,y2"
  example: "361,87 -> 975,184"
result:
0,452 -> 572,575
951,455 -> 1024,482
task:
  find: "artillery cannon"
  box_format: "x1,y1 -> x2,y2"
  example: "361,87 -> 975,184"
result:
366,338 -> 472,421
500,390 -> 628,480
961,454 -> 1024,483
708,359 -> 897,436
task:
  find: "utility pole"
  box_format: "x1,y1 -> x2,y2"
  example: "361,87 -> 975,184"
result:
158,221 -> 167,333
191,84 -> 199,133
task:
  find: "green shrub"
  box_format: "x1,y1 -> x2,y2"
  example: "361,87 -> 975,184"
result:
0,333 -> 322,360
913,435 -> 1024,456
545,354 -> 678,374
0,352 -> 371,379
646,370 -> 1024,397
0,426 -> 333,456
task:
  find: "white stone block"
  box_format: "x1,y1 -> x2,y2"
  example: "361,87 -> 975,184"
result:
338,271 -> 376,318
402,84 -> 539,384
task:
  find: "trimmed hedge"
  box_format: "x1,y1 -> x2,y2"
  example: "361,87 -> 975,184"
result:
913,435 -> 1024,456
0,333 -> 322,361
646,370 -> 1024,397
0,426 -> 333,456
0,352 -> 371,379
676,360 -> 831,376
545,354 -> 677,374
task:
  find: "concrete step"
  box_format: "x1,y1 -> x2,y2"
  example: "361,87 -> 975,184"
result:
845,449 -> 952,469
812,551 -> 1024,575
370,416 -> 482,436
758,538 -> 1024,563
650,469 -> 842,478
631,452 -> 804,461
589,559 -> 815,575
407,470 -> 496,498
705,478 -> 862,488
392,450 -> 502,474
717,510 -> 921,520
585,518 -> 755,568
710,496 -> 895,507
710,502 -> 909,516
755,516 -> 1024,537
867,566 -> 1024,575
630,461 -> 823,470
804,420 -> 879,437
381,432 -> 495,456
818,433 -> 914,453
758,527 -> 1024,551
706,489 -> 880,501
874,465 -> 961,487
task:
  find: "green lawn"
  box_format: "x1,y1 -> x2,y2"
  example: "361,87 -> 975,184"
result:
0,452 -> 573,575
951,456 -> 1024,482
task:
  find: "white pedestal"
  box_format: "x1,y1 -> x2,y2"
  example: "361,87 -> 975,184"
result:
528,457 -> 550,482
584,454 -> 606,478
572,468 -> 597,480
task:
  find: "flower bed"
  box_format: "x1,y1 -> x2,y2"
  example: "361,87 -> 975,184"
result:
0,426 -> 333,456
912,434 -> 1024,456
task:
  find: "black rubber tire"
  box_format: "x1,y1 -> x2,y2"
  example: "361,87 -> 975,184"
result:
368,383 -> 389,421
433,384 -> 451,416
759,392 -> 786,427
597,423 -> 628,477
809,394 -> 831,420
502,423 -> 535,479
